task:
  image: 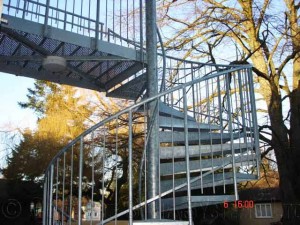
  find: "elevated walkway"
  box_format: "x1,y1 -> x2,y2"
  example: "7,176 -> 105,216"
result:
0,0 -> 145,95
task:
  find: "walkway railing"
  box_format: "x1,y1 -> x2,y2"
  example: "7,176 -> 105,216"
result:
2,0 -> 145,49
42,63 -> 259,225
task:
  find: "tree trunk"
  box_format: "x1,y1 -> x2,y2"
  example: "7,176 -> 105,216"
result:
268,81 -> 300,225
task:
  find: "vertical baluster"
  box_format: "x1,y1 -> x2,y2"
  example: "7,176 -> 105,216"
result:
143,103 -> 147,220
61,153 -> 65,224
69,145 -> 74,225
90,132 -> 95,225
7,0 -> 11,13
113,0 -> 115,40
55,158 -> 60,225
55,0 -> 58,25
45,170 -> 52,225
63,0 -> 67,30
206,79 -> 215,194
35,0 -> 39,19
72,0 -> 75,29
139,0 -> 143,52
78,137 -> 84,225
30,0 -> 33,21
243,69 -> 254,167
88,0 -> 91,34
225,73 -> 238,201
132,0 -> 135,42
196,78 -> 203,194
43,173 -> 47,225
119,0 -> 122,45
128,110 -> 133,225
217,76 -> 226,193
231,71 -> 243,168
105,0 -> 108,32
183,86 -> 193,225
171,93 -> 176,220
95,0 -> 100,47
22,0 -> 26,19
242,69 -> 255,165
158,100 -> 162,220
247,68 -> 260,177
237,70 -> 249,163
80,0 -> 83,31
192,64 -> 196,118
26,0 -> 30,17
101,129 -> 106,225
49,165 -> 54,225
56,158 -> 59,205
115,119 -> 118,225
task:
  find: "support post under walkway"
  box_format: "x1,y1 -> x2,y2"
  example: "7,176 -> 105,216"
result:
145,0 -> 159,220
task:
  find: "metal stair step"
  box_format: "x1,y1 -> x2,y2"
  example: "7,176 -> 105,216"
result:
161,173 -> 257,192
136,101 -> 196,121
160,143 -> 254,159
159,131 -> 243,144
159,115 -> 220,131
158,102 -> 196,121
160,154 -> 256,176
162,195 -> 236,211
104,62 -> 144,91
106,73 -> 147,100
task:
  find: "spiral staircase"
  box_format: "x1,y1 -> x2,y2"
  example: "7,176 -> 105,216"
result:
0,1 -> 260,225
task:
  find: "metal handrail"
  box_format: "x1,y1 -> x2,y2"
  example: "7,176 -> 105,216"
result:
43,62 -> 258,225
44,64 -> 252,174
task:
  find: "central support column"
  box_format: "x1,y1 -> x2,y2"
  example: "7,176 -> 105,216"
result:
145,0 -> 159,219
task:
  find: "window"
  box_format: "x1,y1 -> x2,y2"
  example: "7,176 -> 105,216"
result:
255,203 -> 272,218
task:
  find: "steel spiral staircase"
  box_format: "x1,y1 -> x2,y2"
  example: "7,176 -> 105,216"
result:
0,1 -> 260,225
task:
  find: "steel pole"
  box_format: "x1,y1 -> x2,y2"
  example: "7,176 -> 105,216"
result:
145,0 -> 159,220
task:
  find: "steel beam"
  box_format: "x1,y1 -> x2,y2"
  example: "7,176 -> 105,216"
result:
0,55 -> 128,62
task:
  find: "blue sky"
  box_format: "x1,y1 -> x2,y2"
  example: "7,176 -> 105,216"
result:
0,72 -> 37,169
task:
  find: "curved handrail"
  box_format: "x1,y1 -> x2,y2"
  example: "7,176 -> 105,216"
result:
44,64 -> 252,174
43,62 -> 258,225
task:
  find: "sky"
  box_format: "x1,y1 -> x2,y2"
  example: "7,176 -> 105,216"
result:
0,72 -> 37,170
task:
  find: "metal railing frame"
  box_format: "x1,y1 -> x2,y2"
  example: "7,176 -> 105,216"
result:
42,63 -> 259,225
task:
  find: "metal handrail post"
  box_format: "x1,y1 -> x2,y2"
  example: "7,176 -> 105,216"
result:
78,137 -> 84,225
129,110 -> 133,225
225,73 -> 238,201
247,68 -> 260,177
43,0 -> 50,36
183,87 -> 193,225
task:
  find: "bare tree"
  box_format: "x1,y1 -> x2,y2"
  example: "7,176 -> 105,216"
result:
157,0 -> 300,224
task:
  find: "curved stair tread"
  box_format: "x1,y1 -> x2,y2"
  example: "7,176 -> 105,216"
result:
161,173 -> 257,192
159,131 -> 243,144
160,142 -> 254,159
160,153 -> 256,176
159,115 -> 220,131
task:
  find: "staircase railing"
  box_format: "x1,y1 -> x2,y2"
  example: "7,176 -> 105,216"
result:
43,63 -> 259,225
